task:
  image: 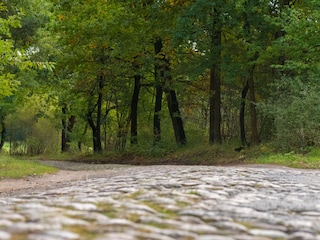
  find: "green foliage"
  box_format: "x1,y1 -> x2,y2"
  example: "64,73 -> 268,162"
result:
0,2 -> 21,97
5,98 -> 60,155
259,4 -> 320,152
0,0 -> 319,159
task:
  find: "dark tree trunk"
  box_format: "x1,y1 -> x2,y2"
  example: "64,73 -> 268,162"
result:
248,68 -> 259,146
0,116 -> 6,150
153,38 -> 164,144
240,81 -> 249,146
61,105 -> 75,152
87,76 -> 103,153
209,7 -> 222,144
165,89 -> 186,145
154,37 -> 186,146
209,66 -> 222,144
153,85 -> 163,143
130,74 -> 141,145
61,108 -> 67,152
242,3 -> 259,146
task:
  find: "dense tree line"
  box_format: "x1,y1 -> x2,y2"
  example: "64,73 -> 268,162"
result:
0,0 -> 320,155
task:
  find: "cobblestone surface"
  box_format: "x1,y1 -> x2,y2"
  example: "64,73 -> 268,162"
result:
1,165 -> 320,240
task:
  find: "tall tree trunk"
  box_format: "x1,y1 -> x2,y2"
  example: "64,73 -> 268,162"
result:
154,37 -> 186,145
87,75 -> 103,153
248,67 -> 259,146
165,89 -> 186,145
61,105 -> 76,152
242,2 -> 259,146
209,12 -> 222,144
0,116 -> 6,150
209,67 -> 222,144
209,26 -> 222,144
130,74 -> 141,145
153,85 -> 163,143
153,38 -> 164,144
240,81 -> 249,146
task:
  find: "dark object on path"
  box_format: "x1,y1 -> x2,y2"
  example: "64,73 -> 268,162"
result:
234,146 -> 244,152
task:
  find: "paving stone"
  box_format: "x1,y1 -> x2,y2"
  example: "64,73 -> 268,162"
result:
198,235 -> 235,240
288,231 -> 316,240
0,230 -> 11,240
1,165 -> 320,239
7,222 -> 54,233
28,230 -> 79,240
249,229 -> 288,238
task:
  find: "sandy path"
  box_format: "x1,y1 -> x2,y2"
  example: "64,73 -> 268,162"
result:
0,169 -> 121,197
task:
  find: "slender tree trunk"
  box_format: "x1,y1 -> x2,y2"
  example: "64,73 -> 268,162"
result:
130,74 -> 141,145
153,85 -> 163,143
209,14 -> 222,144
153,38 -> 164,144
240,81 -> 249,146
87,76 -> 103,153
242,2 -> 259,146
0,116 -> 6,150
95,76 -> 103,152
154,38 -> 186,145
165,89 -> 187,145
248,68 -> 259,146
61,107 -> 67,152
61,105 -> 76,152
209,67 -> 222,144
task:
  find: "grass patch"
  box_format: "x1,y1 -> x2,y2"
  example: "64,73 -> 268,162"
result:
98,204 -> 119,218
0,155 -> 57,179
21,141 -> 320,169
65,226 -> 95,240
246,145 -> 320,169
142,201 -> 178,218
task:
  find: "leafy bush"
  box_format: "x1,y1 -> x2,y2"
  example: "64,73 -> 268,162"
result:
260,76 -> 320,152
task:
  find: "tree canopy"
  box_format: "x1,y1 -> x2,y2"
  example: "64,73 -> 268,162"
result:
1,0 -> 320,155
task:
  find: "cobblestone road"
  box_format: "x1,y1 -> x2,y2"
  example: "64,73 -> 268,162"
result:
1,165 -> 320,240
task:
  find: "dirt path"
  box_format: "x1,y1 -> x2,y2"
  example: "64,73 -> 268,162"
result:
0,161 -> 134,196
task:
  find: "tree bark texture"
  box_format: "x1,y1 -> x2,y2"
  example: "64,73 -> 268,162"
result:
61,105 -> 75,152
209,9 -> 222,144
87,75 -> 103,153
153,38 -> 164,144
240,81 -> 249,146
248,68 -> 259,146
0,116 -> 6,150
154,38 -> 186,145
165,89 -> 186,145
130,74 -> 141,145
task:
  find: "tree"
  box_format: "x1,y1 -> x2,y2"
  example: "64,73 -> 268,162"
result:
175,0 -> 235,144
0,2 -> 21,97
260,0 -> 320,151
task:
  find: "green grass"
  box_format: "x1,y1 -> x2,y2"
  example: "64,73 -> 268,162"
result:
0,155 -> 58,179
246,145 -> 320,169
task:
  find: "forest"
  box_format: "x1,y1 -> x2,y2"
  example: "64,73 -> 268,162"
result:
1,0 -> 320,158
